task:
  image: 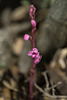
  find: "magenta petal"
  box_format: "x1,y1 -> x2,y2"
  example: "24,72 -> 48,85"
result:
28,51 -> 33,56
36,52 -> 39,57
39,55 -> 42,59
34,55 -> 42,64
33,48 -> 38,53
34,58 -> 40,64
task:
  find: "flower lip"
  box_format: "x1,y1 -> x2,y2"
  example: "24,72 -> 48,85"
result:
32,54 -> 36,58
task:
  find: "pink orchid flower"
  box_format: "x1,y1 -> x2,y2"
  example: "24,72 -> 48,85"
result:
28,48 -> 38,58
28,48 -> 42,64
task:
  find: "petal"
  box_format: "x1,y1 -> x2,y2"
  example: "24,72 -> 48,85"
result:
34,55 -> 42,64
33,48 -> 38,53
28,51 -> 33,56
39,55 -> 42,60
34,58 -> 40,64
36,52 -> 39,57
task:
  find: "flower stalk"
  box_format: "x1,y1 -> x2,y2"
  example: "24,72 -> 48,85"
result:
24,5 -> 42,100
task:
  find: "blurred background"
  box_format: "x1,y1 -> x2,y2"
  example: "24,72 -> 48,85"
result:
0,0 -> 67,100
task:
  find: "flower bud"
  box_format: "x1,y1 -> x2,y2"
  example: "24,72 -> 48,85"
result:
31,20 -> 36,28
29,5 -> 36,19
24,34 -> 30,40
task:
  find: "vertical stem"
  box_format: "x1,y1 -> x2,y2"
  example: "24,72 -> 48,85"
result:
29,59 -> 36,100
29,6 -> 36,99
31,28 -> 35,48
29,63 -> 34,100
29,27 -> 35,100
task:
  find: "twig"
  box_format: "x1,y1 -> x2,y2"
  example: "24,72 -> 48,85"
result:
42,71 -> 49,91
34,83 -> 44,93
44,81 -> 61,92
50,80 -> 55,96
34,83 -> 67,99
